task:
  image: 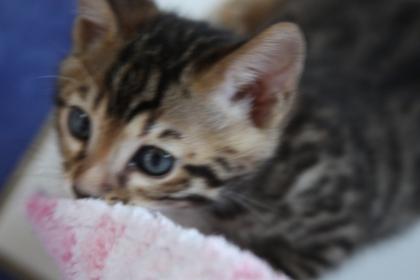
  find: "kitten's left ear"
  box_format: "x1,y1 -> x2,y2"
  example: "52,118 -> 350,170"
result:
74,0 -> 158,54
107,0 -> 158,35
200,23 -> 305,129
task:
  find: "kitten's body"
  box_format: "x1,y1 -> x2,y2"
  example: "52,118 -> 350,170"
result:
216,1 -> 420,277
56,0 -> 420,279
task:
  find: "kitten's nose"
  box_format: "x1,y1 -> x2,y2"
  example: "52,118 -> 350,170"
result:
72,185 -> 98,199
72,181 -> 115,199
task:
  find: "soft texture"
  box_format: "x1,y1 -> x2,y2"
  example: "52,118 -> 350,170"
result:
26,194 -> 289,280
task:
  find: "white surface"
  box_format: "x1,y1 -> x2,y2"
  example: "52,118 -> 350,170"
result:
0,1 -> 419,279
0,125 -> 69,279
323,224 -> 420,280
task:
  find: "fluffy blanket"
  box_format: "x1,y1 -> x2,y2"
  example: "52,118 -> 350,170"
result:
26,194 -> 289,280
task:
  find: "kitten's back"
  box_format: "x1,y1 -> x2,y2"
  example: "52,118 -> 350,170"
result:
218,0 -> 420,233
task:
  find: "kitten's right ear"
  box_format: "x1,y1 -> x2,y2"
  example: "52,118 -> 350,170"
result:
73,0 -> 158,54
195,23 -> 305,130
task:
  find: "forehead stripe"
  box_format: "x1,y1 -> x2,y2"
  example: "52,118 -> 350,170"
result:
159,129 -> 182,140
101,13 -> 241,122
118,64 -> 150,101
184,164 -> 224,187
125,66 -> 176,121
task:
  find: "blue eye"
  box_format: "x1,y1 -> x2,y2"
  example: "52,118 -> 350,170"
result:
131,146 -> 175,176
68,106 -> 91,141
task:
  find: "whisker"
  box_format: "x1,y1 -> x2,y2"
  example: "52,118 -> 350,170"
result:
30,170 -> 64,177
33,75 -> 79,84
31,167 -> 63,173
224,190 -> 275,212
226,194 -> 267,222
30,173 -> 63,178
27,175 -> 64,181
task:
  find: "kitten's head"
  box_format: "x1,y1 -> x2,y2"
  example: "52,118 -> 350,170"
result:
56,0 -> 304,215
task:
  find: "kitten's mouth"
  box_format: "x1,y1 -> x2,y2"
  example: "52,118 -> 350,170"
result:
157,195 -> 213,208
71,184 -> 212,211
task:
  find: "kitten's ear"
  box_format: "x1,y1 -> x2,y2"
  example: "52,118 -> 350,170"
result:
203,23 -> 305,129
73,0 -> 158,54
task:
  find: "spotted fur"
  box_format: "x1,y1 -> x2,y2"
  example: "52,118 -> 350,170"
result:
56,0 -> 420,279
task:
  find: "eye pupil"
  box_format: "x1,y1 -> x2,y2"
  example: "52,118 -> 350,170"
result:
131,146 -> 175,176
68,106 -> 91,141
150,152 -> 161,167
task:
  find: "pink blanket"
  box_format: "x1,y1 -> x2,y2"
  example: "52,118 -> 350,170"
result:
27,194 -> 289,280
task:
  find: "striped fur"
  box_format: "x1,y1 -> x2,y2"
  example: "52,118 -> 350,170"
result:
55,0 -> 420,279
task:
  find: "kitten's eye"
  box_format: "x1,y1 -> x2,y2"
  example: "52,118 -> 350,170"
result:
67,106 -> 91,141
131,146 -> 175,177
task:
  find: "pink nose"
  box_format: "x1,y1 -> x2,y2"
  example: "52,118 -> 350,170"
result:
72,182 -> 117,199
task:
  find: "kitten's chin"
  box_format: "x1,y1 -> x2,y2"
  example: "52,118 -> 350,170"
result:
141,203 -> 217,235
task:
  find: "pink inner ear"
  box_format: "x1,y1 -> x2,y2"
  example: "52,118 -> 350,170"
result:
232,79 -> 278,128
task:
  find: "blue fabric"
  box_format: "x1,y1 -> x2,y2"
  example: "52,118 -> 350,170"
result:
0,270 -> 16,280
0,0 -> 74,188
0,1 -> 74,277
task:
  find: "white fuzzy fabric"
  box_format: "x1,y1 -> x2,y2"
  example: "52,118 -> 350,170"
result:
27,194 -> 289,280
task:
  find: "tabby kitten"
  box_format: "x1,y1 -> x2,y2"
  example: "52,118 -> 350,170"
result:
55,0 -> 420,279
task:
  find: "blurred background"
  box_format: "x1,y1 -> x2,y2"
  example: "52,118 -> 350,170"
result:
0,0 -> 74,278
0,0 -> 74,188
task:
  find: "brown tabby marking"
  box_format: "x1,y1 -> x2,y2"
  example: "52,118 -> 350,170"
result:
55,0 -> 420,279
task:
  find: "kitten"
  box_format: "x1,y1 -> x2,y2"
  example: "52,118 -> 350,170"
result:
55,0 -> 420,278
